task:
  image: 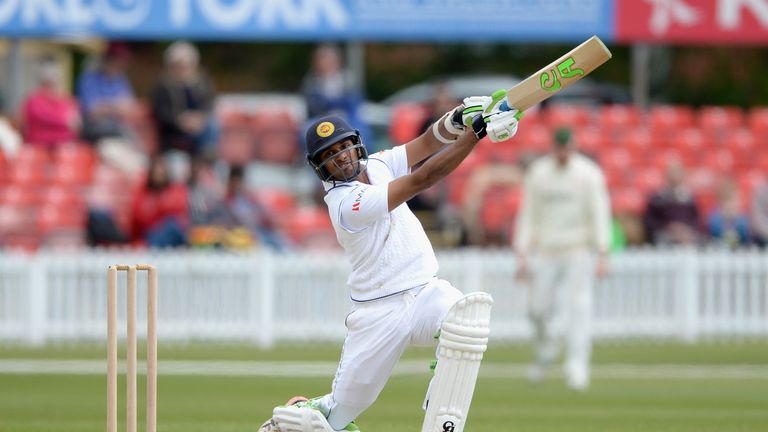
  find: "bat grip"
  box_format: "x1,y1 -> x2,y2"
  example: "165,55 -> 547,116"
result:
500,100 -> 510,112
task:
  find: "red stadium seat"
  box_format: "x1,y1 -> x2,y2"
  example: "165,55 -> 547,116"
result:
15,145 -> 51,166
37,204 -> 87,233
0,151 -> 7,185
0,206 -> 37,237
0,185 -> 42,208
599,105 -> 642,131
611,189 -> 645,215
51,162 -> 94,186
8,162 -> 49,187
42,186 -> 85,209
252,188 -> 297,218
91,164 -> 128,189
515,124 -> 551,153
600,148 -> 633,174
703,148 -> 736,174
252,110 -> 299,165
623,128 -> 652,160
479,187 -> 519,238
55,143 -> 97,172
723,129 -> 756,166
285,206 -> 337,249
670,128 -> 711,162
634,168 -> 665,195
219,132 -> 255,166
545,104 -> 593,129
649,105 -> 695,133
389,103 -> 429,145
747,107 -> 768,138
738,170 -> 765,200
698,106 -> 744,139
574,127 -> 608,155
1,232 -> 41,252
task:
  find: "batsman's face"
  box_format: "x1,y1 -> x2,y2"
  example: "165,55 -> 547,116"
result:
320,139 -> 360,180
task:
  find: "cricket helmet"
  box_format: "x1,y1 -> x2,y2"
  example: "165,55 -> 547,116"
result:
305,115 -> 368,182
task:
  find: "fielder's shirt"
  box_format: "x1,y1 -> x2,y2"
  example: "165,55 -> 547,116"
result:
515,152 -> 611,254
323,145 -> 437,301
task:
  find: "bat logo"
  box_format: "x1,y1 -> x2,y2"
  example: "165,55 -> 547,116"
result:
540,57 -> 584,92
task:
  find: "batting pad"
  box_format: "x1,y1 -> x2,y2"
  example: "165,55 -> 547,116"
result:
272,406 -> 335,432
422,292 -> 493,432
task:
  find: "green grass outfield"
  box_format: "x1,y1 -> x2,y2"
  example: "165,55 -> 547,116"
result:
1,342 -> 767,432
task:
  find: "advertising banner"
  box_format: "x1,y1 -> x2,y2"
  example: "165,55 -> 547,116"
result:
615,0 -> 768,44
0,0 -> 612,42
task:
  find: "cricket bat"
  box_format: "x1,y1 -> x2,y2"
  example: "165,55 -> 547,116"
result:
503,36 -> 612,112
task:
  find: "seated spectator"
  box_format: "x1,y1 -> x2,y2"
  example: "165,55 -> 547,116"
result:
417,82 -> 460,137
643,159 -> 701,245
708,179 -> 750,248
301,44 -> 371,151
130,156 -> 189,248
151,41 -> 218,157
20,59 -> 80,148
224,166 -> 287,251
77,41 -> 135,143
750,177 -> 768,247
188,155 -> 227,226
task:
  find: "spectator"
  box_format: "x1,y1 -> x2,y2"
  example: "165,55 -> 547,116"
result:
708,179 -> 750,247
750,178 -> 768,247
20,59 -> 80,148
188,155 -> 227,226
130,156 -> 189,247
151,41 -> 218,157
417,82 -> 460,136
514,127 -> 611,391
224,166 -> 287,251
643,159 -> 701,245
77,41 -> 135,143
408,83 -> 462,242
301,44 -> 370,151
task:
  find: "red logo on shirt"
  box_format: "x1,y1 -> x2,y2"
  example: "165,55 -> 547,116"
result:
351,188 -> 364,212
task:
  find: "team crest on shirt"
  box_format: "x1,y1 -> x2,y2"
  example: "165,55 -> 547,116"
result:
317,121 -> 335,137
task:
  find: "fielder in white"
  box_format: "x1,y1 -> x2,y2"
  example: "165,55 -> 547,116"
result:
258,91 -> 520,432
514,128 -> 611,391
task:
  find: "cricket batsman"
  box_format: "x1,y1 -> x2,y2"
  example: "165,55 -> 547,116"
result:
258,90 -> 520,432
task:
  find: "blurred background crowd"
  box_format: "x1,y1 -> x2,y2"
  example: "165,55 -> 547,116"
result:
0,37 -> 767,254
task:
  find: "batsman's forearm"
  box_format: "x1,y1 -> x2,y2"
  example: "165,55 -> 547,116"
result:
415,131 -> 478,189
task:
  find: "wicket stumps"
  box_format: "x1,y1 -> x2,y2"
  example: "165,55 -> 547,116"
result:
107,264 -> 158,432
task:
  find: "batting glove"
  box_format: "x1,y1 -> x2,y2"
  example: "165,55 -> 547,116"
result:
460,95 -> 492,127
485,109 -> 520,142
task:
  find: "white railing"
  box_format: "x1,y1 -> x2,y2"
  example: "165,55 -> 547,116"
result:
1,248 -> 767,347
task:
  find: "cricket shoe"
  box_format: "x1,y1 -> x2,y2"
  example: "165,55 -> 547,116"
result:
267,396 -> 361,431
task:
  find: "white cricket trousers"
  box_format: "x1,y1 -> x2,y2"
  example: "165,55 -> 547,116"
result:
323,279 -> 463,429
528,249 -> 595,388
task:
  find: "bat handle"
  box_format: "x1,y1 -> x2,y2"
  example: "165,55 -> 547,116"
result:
500,100 -> 510,112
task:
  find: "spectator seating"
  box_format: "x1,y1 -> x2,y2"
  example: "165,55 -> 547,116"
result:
388,102 -> 767,241
3,103 -> 768,251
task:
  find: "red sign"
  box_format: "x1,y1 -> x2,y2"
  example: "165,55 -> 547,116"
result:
615,0 -> 768,44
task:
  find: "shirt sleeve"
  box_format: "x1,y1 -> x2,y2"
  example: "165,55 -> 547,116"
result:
336,183 -> 390,233
589,166 -> 612,252
370,145 -> 409,179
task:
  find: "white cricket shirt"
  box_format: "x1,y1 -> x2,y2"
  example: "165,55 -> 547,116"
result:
323,145 -> 438,301
514,153 -> 611,254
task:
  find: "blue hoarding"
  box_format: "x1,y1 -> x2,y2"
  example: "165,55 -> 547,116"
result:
0,0 -> 614,42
